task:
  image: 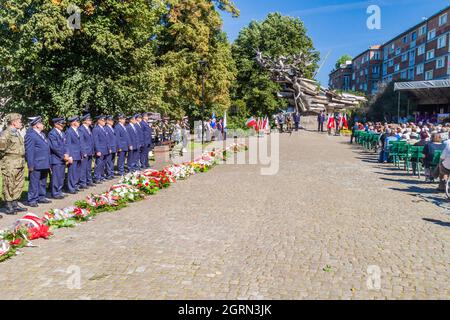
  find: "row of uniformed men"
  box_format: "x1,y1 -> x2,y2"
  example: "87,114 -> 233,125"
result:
0,112 -> 154,216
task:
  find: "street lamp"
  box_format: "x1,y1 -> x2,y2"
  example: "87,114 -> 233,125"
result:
198,60 -> 208,144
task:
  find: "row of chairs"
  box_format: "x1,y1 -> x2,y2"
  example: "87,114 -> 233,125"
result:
354,131 -> 381,152
354,131 -> 443,179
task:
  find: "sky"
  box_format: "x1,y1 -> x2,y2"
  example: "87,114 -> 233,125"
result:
221,0 -> 449,87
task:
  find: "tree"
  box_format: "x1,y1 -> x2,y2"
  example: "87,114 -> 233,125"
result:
0,0 -> 166,121
366,80 -> 415,122
335,54 -> 352,69
157,0 -> 238,119
232,13 -> 319,119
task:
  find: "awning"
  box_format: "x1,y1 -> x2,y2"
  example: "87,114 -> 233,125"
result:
394,80 -> 450,105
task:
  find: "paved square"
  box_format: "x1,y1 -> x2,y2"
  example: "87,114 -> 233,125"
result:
0,131 -> 449,299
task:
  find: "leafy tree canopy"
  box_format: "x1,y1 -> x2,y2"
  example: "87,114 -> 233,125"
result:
231,13 -> 319,119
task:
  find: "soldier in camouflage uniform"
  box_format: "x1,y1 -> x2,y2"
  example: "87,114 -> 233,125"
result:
0,113 -> 28,216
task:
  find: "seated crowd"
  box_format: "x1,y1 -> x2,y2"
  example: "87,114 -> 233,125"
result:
351,121 -> 450,192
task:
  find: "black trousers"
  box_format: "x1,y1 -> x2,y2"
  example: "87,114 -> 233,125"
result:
318,122 -> 324,132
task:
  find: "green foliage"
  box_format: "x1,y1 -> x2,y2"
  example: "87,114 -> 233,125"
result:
157,0 -> 237,119
0,0 -> 166,121
335,54 -> 352,69
231,13 -> 319,119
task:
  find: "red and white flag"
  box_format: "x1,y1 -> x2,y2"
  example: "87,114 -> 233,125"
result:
343,114 -> 349,129
246,117 -> 257,129
327,115 -> 335,129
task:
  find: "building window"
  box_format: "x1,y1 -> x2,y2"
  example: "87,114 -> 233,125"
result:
438,35 -> 447,49
372,65 -> 379,74
401,53 -> 408,62
426,49 -> 435,60
403,36 -> 408,44
400,70 -> 407,79
388,59 -> 394,67
396,47 -> 401,55
436,56 -> 445,69
372,51 -> 380,60
360,70 -> 363,76
408,68 -> 414,80
427,29 -> 436,41
382,63 -> 387,76
411,31 -> 417,41
439,13 -> 448,26
417,45 -> 425,55
394,64 -> 400,72
418,25 -> 427,36
416,64 -> 424,75
425,70 -> 433,80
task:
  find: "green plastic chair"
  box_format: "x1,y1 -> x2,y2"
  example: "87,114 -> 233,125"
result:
390,141 -> 406,166
409,146 -> 425,178
430,150 -> 443,174
397,143 -> 411,170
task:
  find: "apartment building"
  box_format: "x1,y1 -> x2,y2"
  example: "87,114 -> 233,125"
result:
329,5 -> 450,96
328,61 -> 352,91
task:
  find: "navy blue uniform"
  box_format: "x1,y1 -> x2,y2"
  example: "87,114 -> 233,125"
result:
65,127 -> 82,193
126,123 -> 139,172
48,128 -> 67,198
25,129 -> 51,204
135,122 -> 144,169
140,121 -> 153,168
92,124 -> 110,181
105,125 -> 117,179
114,123 -> 131,175
79,124 -> 95,187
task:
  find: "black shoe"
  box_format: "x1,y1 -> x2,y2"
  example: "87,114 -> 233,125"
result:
12,201 -> 27,212
27,202 -> 39,208
4,202 -> 17,215
87,183 -> 95,187
67,190 -> 77,195
38,198 -> 52,204
53,195 -> 65,200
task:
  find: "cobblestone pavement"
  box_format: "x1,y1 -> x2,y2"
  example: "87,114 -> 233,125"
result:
0,131 -> 449,300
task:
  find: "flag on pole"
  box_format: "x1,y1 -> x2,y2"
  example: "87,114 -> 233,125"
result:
223,111 -> 227,130
327,115 -> 335,129
246,117 -> 257,129
338,113 -> 344,129
343,114 -> 349,130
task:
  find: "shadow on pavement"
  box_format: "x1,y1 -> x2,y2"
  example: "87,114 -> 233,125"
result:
423,218 -> 450,228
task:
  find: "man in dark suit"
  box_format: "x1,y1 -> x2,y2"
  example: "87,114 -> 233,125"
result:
92,115 -> 110,183
114,114 -> 132,176
134,113 -> 145,170
105,115 -> 117,179
78,114 -> 95,189
140,113 -> 153,169
48,117 -> 68,199
25,116 -> 52,207
126,115 -> 139,172
293,112 -> 301,131
65,116 -> 82,194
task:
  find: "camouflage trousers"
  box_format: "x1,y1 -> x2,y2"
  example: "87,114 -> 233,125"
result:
1,167 -> 25,201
